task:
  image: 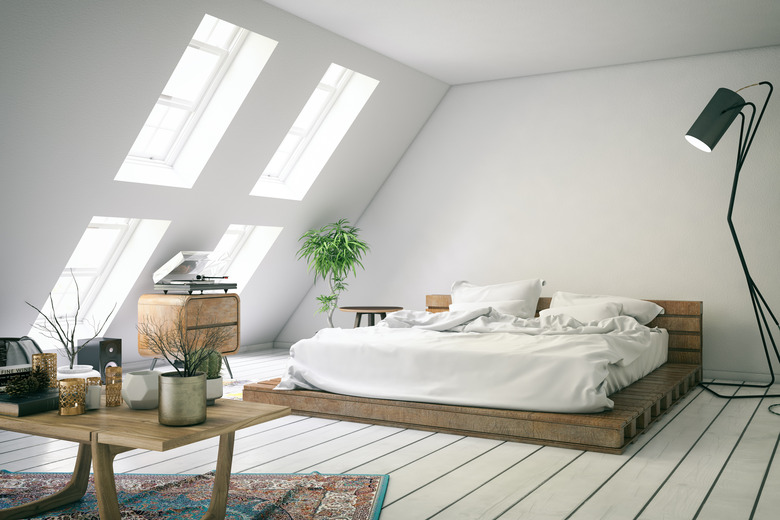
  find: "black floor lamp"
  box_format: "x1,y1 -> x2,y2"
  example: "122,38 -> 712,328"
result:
685,81 -> 778,399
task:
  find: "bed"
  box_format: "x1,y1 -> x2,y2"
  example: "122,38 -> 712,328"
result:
244,288 -> 702,454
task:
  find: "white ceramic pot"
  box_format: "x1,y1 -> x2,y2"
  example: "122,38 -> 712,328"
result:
122,370 -> 161,409
206,376 -> 223,406
57,364 -> 101,380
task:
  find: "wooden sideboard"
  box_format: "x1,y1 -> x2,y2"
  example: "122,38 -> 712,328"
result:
137,293 -> 240,359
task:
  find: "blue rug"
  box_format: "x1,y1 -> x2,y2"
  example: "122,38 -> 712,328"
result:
0,470 -> 388,519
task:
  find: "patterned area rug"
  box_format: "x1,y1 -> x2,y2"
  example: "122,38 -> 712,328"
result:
0,470 -> 388,519
222,378 -> 253,400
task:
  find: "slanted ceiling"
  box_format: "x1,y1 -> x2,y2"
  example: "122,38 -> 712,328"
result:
0,0 -> 447,364
264,0 -> 780,85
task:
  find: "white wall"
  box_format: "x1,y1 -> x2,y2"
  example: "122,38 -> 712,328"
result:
279,46 -> 780,381
0,0 -> 447,366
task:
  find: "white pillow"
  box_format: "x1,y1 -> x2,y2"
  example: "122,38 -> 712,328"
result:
549,291 -> 664,325
451,279 -> 545,318
539,302 -> 624,324
449,300 -> 531,317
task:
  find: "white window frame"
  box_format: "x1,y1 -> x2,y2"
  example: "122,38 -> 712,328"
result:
115,15 -> 277,189
127,29 -> 246,166
251,64 -> 379,201
29,217 -> 170,351
212,224 -> 283,294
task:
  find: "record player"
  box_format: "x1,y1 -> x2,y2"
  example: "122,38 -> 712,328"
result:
153,251 -> 237,294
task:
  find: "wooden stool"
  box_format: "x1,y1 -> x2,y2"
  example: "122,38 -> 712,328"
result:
339,306 -> 403,327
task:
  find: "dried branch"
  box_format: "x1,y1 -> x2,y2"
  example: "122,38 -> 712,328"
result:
26,270 -> 115,369
137,305 -> 232,377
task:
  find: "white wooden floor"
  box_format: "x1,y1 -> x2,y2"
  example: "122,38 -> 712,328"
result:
2,349 -> 780,519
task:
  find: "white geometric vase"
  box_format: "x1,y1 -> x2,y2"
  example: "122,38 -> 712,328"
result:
121,370 -> 161,409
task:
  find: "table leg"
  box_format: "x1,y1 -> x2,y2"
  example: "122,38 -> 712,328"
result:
92,442 -> 122,520
353,313 -> 363,328
368,313 -> 376,326
203,432 -> 236,520
0,443 -> 92,520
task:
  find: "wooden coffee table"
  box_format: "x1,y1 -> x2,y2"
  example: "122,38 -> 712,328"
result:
0,399 -> 290,520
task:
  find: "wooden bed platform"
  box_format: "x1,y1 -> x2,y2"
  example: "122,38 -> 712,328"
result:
244,297 -> 702,454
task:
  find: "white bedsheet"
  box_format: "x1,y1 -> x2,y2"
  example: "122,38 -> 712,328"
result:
276,308 -> 668,413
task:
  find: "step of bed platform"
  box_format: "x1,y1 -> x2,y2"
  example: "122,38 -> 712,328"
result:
243,362 -> 702,454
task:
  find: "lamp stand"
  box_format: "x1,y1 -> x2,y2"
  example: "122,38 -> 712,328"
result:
700,81 -> 779,399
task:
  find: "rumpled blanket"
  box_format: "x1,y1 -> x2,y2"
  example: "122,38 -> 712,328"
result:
276,308 -> 666,413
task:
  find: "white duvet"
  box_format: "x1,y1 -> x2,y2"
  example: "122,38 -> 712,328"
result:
276,308 -> 668,413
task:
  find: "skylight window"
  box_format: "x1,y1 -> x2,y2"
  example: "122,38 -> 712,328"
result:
212,224 -> 282,293
250,63 -> 379,201
28,216 -> 170,351
115,14 -> 277,189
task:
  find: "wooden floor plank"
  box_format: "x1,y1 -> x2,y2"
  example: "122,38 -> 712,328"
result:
247,423 -> 391,474
299,428 -> 435,475
751,425 -> 780,520
696,394 -> 780,520
380,441 -> 540,519
380,436 -> 503,507
347,432 -> 465,476
486,388 -> 702,519
636,387 -> 766,519
425,447 -> 577,520
567,385 -> 737,519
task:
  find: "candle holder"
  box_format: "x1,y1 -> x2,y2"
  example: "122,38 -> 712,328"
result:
105,366 -> 122,407
58,378 -> 86,416
85,376 -> 102,410
31,353 -> 58,388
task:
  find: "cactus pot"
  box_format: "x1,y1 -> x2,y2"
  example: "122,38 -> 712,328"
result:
206,376 -> 223,405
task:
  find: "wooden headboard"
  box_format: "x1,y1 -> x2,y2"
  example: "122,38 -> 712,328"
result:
425,295 -> 702,366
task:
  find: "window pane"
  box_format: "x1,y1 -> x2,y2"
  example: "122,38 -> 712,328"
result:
203,19 -> 239,49
192,15 -> 238,50
162,46 -> 221,103
321,64 -> 346,87
294,88 -> 331,130
66,228 -> 122,269
130,105 -> 190,160
192,14 -> 219,42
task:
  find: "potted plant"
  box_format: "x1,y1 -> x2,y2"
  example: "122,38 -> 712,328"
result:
297,218 -> 370,327
197,350 -> 223,405
26,269 -> 115,373
137,307 -> 232,425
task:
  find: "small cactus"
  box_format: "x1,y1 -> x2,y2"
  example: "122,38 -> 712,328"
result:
195,350 -> 223,380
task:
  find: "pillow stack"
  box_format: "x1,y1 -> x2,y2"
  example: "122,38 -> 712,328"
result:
547,291 -> 664,325
449,279 -> 545,318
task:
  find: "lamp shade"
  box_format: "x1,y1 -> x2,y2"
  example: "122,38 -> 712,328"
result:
685,87 -> 745,152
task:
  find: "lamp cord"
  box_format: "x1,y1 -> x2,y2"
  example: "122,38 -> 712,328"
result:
736,83 -> 762,93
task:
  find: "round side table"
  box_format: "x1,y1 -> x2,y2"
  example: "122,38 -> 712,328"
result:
339,306 -> 403,327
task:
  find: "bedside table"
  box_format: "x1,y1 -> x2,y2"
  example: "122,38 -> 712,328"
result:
338,306 -> 403,327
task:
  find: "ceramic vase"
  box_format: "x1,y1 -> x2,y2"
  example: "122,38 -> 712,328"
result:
158,372 -> 206,426
122,370 -> 160,409
206,376 -> 223,406
57,364 -> 101,380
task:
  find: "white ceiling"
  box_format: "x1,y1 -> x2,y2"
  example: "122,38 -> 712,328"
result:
264,0 -> 780,85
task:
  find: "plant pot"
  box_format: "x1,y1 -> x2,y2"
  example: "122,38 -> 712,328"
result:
122,370 -> 160,409
57,365 -> 101,380
158,372 -> 206,426
206,376 -> 223,406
